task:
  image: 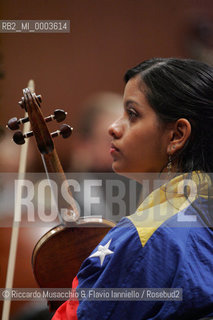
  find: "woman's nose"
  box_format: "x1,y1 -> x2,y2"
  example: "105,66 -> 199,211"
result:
108,119 -> 123,139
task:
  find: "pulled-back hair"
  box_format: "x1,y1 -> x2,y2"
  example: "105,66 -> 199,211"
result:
124,58 -> 213,173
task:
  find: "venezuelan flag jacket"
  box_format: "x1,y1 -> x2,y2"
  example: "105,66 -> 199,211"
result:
53,173 -> 213,319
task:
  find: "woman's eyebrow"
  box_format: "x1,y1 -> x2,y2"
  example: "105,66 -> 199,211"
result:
124,99 -> 144,110
124,99 -> 139,107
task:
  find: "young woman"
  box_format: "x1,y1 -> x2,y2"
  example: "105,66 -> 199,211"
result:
53,58 -> 213,319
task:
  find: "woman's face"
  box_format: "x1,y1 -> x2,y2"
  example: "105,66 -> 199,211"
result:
108,76 -> 171,180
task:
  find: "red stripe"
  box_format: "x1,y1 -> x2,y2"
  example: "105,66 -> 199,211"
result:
52,276 -> 79,319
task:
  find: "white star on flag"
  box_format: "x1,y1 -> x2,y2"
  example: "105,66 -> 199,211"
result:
89,239 -> 114,266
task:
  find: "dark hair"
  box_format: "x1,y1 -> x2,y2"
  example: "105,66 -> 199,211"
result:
124,58 -> 213,173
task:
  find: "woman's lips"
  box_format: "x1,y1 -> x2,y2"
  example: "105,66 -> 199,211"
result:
110,143 -> 120,154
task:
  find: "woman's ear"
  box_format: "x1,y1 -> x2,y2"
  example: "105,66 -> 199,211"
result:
167,118 -> 191,155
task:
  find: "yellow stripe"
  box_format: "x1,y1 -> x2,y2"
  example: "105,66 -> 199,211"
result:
128,172 -> 212,247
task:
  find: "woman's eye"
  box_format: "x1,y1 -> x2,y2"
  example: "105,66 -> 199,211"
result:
127,108 -> 138,121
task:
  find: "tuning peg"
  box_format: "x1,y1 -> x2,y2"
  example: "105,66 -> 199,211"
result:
7,116 -> 29,130
13,130 -> 33,145
45,109 -> 67,123
7,109 -> 67,131
12,124 -> 73,145
18,97 -> 26,109
18,94 -> 42,109
51,124 -> 73,139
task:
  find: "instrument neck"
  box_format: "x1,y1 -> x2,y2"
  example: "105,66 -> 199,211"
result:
41,150 -> 80,224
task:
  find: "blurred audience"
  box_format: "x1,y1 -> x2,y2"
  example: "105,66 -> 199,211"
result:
69,92 -> 141,222
71,92 -> 123,172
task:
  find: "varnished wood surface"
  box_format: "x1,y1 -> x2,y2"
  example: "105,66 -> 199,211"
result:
32,222 -> 113,311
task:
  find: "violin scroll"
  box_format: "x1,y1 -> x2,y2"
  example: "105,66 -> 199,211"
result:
7,88 -> 72,154
18,94 -> 42,109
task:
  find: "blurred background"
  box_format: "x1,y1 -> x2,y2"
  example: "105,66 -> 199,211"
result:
1,0 -> 213,318
1,0 -> 213,168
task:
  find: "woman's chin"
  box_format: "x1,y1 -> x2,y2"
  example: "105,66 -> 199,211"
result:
112,162 -> 134,179
111,160 -> 123,174
111,163 -> 148,183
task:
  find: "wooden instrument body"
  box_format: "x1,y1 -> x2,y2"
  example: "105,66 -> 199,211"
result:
32,218 -> 114,310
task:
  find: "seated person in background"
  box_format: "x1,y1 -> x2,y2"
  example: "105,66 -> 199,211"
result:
70,92 -> 141,222
71,92 -> 123,172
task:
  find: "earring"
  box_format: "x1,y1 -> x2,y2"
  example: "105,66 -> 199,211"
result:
167,155 -> 172,177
